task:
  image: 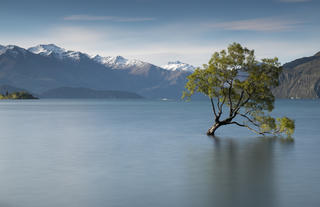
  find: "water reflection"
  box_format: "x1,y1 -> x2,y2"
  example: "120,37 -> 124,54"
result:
0,99 -> 311,207
185,136 -> 294,207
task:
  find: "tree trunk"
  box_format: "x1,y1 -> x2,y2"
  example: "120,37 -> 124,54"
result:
207,122 -> 221,136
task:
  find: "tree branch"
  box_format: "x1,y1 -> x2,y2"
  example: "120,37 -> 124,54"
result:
230,121 -> 279,136
234,90 -> 244,112
217,95 -> 226,118
238,113 -> 260,127
228,81 -> 233,117
216,87 -> 227,119
233,93 -> 252,116
217,94 -> 221,111
230,121 -> 265,135
244,109 -> 255,116
210,98 -> 218,118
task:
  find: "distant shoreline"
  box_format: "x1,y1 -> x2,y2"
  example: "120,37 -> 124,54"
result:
0,91 -> 38,100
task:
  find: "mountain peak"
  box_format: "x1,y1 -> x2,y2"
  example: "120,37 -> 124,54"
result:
314,51 -> 320,57
93,55 -> 148,69
0,45 -> 27,56
114,56 -> 127,63
28,44 -> 66,56
162,61 -> 195,72
93,55 -> 127,65
28,44 -> 90,61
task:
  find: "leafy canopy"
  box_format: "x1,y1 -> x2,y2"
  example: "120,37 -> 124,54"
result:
183,43 -> 295,137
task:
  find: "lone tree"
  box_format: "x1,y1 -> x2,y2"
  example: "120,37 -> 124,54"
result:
183,43 -> 295,137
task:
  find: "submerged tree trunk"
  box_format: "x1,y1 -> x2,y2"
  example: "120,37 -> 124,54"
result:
207,122 -> 221,136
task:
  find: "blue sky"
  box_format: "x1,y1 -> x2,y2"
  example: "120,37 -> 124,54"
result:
0,0 -> 319,66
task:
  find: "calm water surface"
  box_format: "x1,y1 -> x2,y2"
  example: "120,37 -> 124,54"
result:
0,99 -> 319,207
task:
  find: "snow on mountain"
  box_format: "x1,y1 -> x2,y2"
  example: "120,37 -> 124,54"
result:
0,45 -> 27,56
161,61 -> 195,72
0,45 -> 6,55
0,45 -> 17,54
6,44 -> 193,71
64,51 -> 84,61
27,44 -> 149,67
93,55 -> 149,69
28,44 -> 88,61
28,44 -> 66,56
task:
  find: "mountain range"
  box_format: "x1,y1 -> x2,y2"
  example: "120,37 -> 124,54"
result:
0,44 -> 193,98
40,87 -> 143,99
0,44 -> 319,99
273,51 -> 320,99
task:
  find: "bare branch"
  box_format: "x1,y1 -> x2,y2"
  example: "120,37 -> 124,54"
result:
218,95 -> 226,118
230,121 -> 265,135
244,109 -> 255,116
233,92 -> 252,116
217,85 -> 224,110
234,90 -> 244,112
216,87 -> 227,119
210,98 -> 218,118
238,113 -> 260,127
228,81 -> 233,117
230,121 -> 279,136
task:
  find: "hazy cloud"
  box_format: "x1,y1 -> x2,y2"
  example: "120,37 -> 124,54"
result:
207,18 -> 303,32
64,15 -> 155,22
1,23 -> 318,66
278,0 -> 311,2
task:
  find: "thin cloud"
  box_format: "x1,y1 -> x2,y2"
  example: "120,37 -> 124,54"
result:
1,22 -> 319,66
278,0 -> 311,2
207,18 -> 303,32
64,15 -> 155,22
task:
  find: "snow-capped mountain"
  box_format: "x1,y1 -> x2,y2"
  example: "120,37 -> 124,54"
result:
28,44 -> 88,61
93,55 -> 148,69
0,45 -> 27,57
0,45 -> 8,55
0,43 -> 191,99
27,44 -> 197,72
28,44 -> 151,68
28,44 -> 66,56
161,61 -> 195,72
2,44 -> 196,72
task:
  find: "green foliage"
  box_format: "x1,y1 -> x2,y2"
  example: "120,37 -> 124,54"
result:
183,42 -> 295,137
277,117 -> 295,137
0,91 -> 38,99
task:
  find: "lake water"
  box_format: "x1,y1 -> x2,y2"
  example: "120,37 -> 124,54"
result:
0,99 -> 319,207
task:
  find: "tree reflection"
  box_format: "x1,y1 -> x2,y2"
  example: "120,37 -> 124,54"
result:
184,136 -> 294,207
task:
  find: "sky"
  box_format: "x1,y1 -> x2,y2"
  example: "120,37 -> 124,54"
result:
0,0 -> 319,66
